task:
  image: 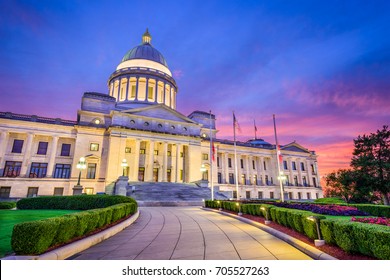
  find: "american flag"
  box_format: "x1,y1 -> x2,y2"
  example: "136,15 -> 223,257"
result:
233,112 -> 242,133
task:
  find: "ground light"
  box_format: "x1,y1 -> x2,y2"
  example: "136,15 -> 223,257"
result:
307,216 -> 325,246
260,206 -> 271,225
217,200 -> 222,211
236,202 -> 242,216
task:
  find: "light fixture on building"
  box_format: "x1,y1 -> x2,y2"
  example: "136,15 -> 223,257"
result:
200,164 -> 206,173
76,157 -> 87,186
121,159 -> 128,176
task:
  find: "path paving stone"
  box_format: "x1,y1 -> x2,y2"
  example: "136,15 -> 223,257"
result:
69,207 -> 313,260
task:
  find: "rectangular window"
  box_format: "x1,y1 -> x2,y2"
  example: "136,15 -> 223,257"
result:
246,191 -> 251,199
131,85 -> 136,98
125,147 -> 131,153
233,190 -> 237,199
3,161 -> 22,177
180,169 -> 183,180
217,157 -> 220,167
0,187 -> 11,198
229,173 -> 234,184
148,86 -> 154,99
53,187 -> 64,196
154,150 -> 159,155
292,161 -> 297,170
12,139 -> 24,153
316,193 -> 319,199
85,188 -> 94,195
240,159 -> 244,169
258,191 -> 263,199
29,162 -> 48,178
298,192 -> 302,200
27,187 -> 39,197
303,176 -> 307,186
263,161 -> 267,170
270,191 -> 274,199
180,152 -> 184,158
228,158 -> 232,168
167,151 -> 172,157
60,143 -> 71,156
140,149 -> 146,154
53,164 -> 71,178
90,143 -> 99,151
202,153 -> 208,160
283,160 -> 288,170
252,160 -> 256,170
120,87 -> 125,100
294,176 -> 298,186
307,192 -> 311,199
202,170 -> 208,181
87,163 -> 97,179
311,164 -> 315,174
265,175 -> 269,185
241,174 -> 246,185
218,172 -> 222,183
289,192 -> 293,200
253,175 -> 258,185
301,162 -> 305,171
313,177 -> 317,188
37,141 -> 48,155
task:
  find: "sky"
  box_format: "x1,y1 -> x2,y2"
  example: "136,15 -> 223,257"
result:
1,0 -> 389,180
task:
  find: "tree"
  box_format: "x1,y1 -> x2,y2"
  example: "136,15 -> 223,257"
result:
351,125 -> 390,205
324,169 -> 357,203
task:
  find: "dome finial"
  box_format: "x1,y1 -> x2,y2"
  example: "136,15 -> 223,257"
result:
142,28 -> 152,44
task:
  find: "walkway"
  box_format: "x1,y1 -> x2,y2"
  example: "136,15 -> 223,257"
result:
69,207 -> 312,260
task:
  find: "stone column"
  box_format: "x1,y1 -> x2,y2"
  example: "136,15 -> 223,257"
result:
0,131 -> 9,172
297,158 -> 303,186
247,155 -> 252,185
259,156 -> 265,185
20,133 -> 34,177
135,77 -> 139,101
132,139 -> 140,181
162,142 -> 168,182
145,140 -> 154,181
145,78 -> 149,100
224,153 -> 230,184
307,159 -> 313,187
175,143 -> 181,182
46,136 -> 59,177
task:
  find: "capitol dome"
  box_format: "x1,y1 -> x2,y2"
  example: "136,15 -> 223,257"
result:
116,29 -> 172,76
108,29 -> 178,110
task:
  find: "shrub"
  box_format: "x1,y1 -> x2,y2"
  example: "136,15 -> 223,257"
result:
320,219 -> 336,245
12,219 -> 60,255
354,204 -> 390,218
12,196 -> 138,255
0,201 -> 16,209
16,195 -> 137,210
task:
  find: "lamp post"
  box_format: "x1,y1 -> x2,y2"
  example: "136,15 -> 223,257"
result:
307,216 -> 325,246
277,172 -> 287,202
121,159 -> 128,176
261,206 -> 271,225
236,202 -> 242,216
73,157 -> 86,195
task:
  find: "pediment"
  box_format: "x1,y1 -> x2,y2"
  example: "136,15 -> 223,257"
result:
281,141 -> 310,153
118,105 -> 199,125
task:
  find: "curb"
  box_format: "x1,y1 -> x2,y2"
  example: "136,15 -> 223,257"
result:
202,207 -> 337,260
2,210 -> 140,260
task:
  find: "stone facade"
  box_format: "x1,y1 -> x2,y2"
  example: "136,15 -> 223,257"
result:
0,30 -> 322,200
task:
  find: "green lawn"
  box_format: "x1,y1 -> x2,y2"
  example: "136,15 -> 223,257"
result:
0,209 -> 79,258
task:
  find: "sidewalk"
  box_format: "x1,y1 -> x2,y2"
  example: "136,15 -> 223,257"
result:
69,206 -> 315,260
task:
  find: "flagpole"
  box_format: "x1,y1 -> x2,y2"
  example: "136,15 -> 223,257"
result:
209,110 -> 214,201
273,114 -> 285,202
254,119 -> 257,140
233,112 -> 239,200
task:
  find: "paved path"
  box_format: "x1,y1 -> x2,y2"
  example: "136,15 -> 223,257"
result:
69,207 -> 312,260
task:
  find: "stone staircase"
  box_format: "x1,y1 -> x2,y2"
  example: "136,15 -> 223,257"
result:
125,182 -> 229,206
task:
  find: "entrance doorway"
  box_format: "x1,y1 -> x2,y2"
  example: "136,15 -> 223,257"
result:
138,167 -> 145,181
153,168 -> 159,182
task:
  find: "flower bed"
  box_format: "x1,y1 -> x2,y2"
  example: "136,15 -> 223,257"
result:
351,217 -> 390,227
270,202 -> 368,216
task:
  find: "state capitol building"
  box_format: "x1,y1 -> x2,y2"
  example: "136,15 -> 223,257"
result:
0,30 -> 323,200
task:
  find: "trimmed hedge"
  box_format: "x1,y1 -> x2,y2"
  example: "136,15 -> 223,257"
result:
11,196 -> 138,255
321,219 -> 390,259
206,200 -> 390,259
0,201 -> 16,209
354,204 -> 390,218
16,195 -> 136,210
